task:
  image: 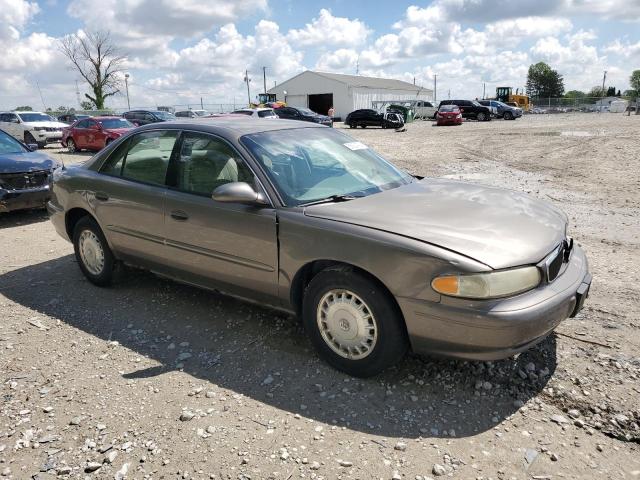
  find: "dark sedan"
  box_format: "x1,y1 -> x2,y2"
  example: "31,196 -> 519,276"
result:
345,109 -> 404,129
273,107 -> 332,126
48,119 -> 591,377
123,110 -> 176,126
0,129 -> 59,213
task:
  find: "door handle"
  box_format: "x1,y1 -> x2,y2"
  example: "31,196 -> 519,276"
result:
170,210 -> 189,221
95,192 -> 109,201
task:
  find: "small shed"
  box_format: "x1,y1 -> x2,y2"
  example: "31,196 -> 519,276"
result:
267,70 -> 433,118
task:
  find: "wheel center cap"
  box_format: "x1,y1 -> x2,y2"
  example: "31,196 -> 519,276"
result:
339,318 -> 350,331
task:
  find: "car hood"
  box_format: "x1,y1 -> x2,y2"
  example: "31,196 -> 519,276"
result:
24,121 -> 67,128
304,179 -> 567,269
0,151 -> 59,174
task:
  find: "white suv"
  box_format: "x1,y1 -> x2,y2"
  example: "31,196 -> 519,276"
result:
0,111 -> 68,148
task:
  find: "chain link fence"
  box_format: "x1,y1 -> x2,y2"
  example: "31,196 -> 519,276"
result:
529,96 -> 639,113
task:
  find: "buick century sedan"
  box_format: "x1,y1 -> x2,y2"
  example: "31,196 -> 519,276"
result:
48,118 -> 591,377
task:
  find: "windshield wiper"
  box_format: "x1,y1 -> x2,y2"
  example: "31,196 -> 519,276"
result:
299,194 -> 361,207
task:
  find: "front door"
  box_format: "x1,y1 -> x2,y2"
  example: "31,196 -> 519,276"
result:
93,129 -> 179,268
163,131 -> 278,302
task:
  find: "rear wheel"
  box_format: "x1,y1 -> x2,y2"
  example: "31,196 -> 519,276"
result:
67,138 -> 78,153
73,216 -> 117,286
302,268 -> 409,377
349,123 -> 356,129
477,112 -> 487,121
361,124 -> 367,128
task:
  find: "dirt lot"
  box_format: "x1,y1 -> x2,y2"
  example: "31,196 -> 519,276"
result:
1,113 -> 639,479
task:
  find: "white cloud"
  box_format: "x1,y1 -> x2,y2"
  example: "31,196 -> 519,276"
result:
287,9 -> 371,47
315,48 -> 359,72
0,0 -> 39,41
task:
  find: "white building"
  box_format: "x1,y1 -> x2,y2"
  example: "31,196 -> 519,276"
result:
267,70 -> 433,119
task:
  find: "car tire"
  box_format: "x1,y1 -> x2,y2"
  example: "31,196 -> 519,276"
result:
24,132 -> 37,147
73,216 -> 117,287
349,123 -> 356,129
477,112 -> 487,121
302,268 -> 409,377
361,125 -> 367,128
67,138 -> 78,153
503,111 -> 513,120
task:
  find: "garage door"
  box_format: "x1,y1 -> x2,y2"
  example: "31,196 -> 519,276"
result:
285,94 -> 307,108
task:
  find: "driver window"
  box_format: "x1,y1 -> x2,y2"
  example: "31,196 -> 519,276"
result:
174,132 -> 254,196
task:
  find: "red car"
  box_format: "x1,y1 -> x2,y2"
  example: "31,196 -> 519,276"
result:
436,105 -> 463,126
62,116 -> 135,152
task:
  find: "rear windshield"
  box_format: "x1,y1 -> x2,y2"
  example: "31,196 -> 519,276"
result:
232,110 -> 254,116
439,105 -> 459,112
98,118 -> 134,129
258,110 -> 276,118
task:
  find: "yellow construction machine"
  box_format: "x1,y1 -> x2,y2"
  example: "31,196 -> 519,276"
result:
495,87 -> 530,111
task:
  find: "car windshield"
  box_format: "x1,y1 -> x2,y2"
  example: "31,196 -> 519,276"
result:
98,118 -> 134,129
241,128 -> 414,206
17,113 -> 52,122
297,108 -> 317,116
0,131 -> 27,154
439,105 -> 459,112
153,111 -> 175,120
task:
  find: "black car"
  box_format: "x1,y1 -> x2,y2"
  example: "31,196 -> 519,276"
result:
274,107 -> 332,126
58,113 -> 91,124
438,100 -> 492,121
0,129 -> 59,213
344,109 -> 404,129
123,110 -> 176,126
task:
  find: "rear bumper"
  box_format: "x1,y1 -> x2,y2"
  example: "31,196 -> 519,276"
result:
0,186 -> 50,213
399,245 -> 591,360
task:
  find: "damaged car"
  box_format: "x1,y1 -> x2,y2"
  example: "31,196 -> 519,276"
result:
47,119 -> 591,377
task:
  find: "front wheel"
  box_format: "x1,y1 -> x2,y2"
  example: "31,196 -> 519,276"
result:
67,138 -> 78,153
73,216 -> 117,286
302,268 -> 409,377
349,123 -> 356,129
477,112 -> 487,121
503,111 -> 513,120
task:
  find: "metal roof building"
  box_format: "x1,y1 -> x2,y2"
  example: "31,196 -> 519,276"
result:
267,70 -> 433,119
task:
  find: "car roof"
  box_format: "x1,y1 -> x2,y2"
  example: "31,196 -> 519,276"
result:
135,117 -> 325,139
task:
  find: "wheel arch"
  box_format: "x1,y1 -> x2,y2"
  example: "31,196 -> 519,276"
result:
289,259 -> 405,327
65,207 -> 95,240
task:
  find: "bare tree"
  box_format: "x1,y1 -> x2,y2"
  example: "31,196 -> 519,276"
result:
60,31 -> 127,110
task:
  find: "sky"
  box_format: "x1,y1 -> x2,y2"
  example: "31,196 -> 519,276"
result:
1,0 -> 639,111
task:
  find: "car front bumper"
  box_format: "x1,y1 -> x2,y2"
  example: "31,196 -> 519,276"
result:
0,186 -> 51,213
32,130 -> 63,144
398,245 -> 591,360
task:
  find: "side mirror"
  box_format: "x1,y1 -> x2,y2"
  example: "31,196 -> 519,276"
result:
27,143 -> 39,151
212,182 -> 268,205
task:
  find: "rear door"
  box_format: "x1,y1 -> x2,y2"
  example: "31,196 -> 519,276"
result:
163,131 -> 278,302
74,119 -> 92,148
94,129 -> 179,268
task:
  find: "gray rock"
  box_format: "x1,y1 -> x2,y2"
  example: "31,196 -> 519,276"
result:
84,461 -> 102,473
568,409 -> 581,418
338,460 -> 353,467
432,464 -> 446,476
262,375 -> 274,386
550,414 -> 569,425
104,450 -> 118,464
69,416 -> 84,426
180,411 -> 195,421
177,352 -> 192,361
56,465 -> 72,475
394,441 -> 407,451
525,449 -> 539,465
309,461 -> 320,470
114,463 -> 130,480
392,471 -> 402,480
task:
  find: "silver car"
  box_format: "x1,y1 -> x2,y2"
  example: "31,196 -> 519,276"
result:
48,118 -> 591,377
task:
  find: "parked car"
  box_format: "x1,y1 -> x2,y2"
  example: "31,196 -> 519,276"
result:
344,109 -> 404,129
478,100 -> 522,120
413,100 -> 437,120
0,111 -> 68,148
123,110 -> 176,126
47,118 -> 591,377
62,117 -> 135,153
438,100 -> 492,121
232,108 -> 279,119
58,113 -> 91,124
272,107 -> 332,126
175,110 -> 210,118
0,129 -> 60,212
435,105 -> 463,126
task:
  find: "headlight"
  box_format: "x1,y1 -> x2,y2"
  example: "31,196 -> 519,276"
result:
456,114 -> 462,119
432,266 -> 541,299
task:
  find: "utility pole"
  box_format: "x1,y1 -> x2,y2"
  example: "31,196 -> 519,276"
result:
200,97 -> 204,109
244,70 -> 251,106
447,89 -> 450,99
600,70 -> 607,113
356,55 -> 360,75
483,82 -> 486,99
75,80 -> 81,108
124,74 -> 131,110
262,66 -> 267,94
433,74 -> 437,103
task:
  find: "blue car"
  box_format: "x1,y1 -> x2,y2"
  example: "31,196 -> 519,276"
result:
0,129 -> 60,213
479,100 -> 522,120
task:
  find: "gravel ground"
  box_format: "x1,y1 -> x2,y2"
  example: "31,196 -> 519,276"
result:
1,113 -> 639,479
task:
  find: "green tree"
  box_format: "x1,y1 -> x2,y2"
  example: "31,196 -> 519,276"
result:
526,62 -> 565,98
80,100 -> 94,110
589,86 -> 606,97
14,105 -> 33,111
564,90 -> 586,99
59,31 -> 126,110
57,106 -> 69,112
606,86 -> 616,96
629,70 -> 640,95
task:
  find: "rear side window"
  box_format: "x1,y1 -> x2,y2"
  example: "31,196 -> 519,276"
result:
100,130 -> 178,185
258,110 -> 276,118
76,120 -> 92,128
